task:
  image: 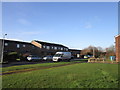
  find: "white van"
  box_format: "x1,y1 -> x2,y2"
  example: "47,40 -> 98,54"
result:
53,52 -> 71,62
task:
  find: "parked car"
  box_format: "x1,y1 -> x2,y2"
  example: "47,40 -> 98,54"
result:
27,55 -> 42,61
43,55 -> 53,61
53,52 -> 71,62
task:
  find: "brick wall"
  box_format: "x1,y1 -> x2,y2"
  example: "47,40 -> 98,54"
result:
115,35 -> 120,62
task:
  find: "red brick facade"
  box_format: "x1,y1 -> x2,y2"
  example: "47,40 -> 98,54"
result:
115,35 -> 120,62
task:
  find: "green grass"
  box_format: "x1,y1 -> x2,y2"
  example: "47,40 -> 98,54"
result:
1,62 -> 74,73
2,63 -> 119,88
1,60 -> 87,73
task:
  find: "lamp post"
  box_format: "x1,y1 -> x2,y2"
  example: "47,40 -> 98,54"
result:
1,34 -> 7,63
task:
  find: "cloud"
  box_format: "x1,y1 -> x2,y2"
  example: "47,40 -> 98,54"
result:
83,16 -> 101,29
93,16 -> 102,22
18,18 -> 31,25
84,23 -> 92,29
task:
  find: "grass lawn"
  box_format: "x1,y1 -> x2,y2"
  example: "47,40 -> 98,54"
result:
2,62 -> 119,88
1,60 -> 87,73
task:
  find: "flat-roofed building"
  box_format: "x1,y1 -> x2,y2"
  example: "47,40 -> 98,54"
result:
0,39 -> 69,63
115,34 -> 120,62
31,40 -> 69,57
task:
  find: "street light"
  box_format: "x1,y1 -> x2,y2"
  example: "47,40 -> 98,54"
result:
1,34 -> 7,63
3,34 -> 7,39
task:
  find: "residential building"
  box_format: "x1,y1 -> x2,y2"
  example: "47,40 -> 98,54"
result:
0,39 -> 69,63
0,39 -> 36,63
0,39 -> 34,53
31,40 -> 69,57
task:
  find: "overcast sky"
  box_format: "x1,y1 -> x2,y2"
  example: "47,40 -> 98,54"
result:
1,2 -> 118,49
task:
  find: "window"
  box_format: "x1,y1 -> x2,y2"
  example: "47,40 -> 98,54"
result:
58,47 -> 60,50
46,46 -> 50,49
17,44 -> 20,48
52,46 -> 54,49
66,48 -> 68,51
43,45 -> 46,48
54,47 -> 57,50
64,48 -> 68,51
5,43 -> 8,46
61,47 -> 63,50
23,45 -> 26,47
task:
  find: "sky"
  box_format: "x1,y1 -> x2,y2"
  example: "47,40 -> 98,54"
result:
1,2 -> 118,49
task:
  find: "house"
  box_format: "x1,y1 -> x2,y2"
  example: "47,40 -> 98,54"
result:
0,39 -> 69,63
0,39 -> 36,63
115,34 -> 120,62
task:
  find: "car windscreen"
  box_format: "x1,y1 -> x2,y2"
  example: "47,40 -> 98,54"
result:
54,54 -> 63,57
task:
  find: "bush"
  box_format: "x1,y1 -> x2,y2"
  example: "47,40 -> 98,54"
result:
3,52 -> 24,63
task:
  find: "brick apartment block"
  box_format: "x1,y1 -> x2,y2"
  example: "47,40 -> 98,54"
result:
115,34 -> 120,62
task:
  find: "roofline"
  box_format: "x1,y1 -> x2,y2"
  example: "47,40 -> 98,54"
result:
33,40 -> 68,48
115,34 -> 120,37
69,49 -> 81,51
0,39 -> 69,48
0,38 -> 31,44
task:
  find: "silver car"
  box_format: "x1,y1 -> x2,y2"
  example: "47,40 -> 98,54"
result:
43,55 -> 53,61
27,55 -> 42,61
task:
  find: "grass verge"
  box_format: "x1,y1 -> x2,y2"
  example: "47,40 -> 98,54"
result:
2,63 -> 119,88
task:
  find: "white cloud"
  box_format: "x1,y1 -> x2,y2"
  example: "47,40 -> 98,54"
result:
18,18 -> 31,25
93,16 -> 102,22
84,23 -> 92,29
83,16 -> 101,29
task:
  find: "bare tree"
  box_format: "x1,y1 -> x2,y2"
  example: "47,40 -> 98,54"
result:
81,46 -> 105,58
106,45 -> 115,59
